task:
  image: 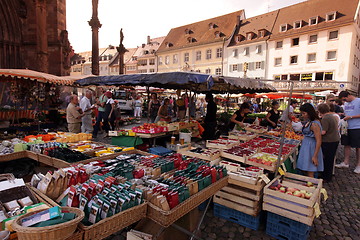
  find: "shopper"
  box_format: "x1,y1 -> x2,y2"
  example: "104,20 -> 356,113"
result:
93,88 -> 109,138
155,98 -> 171,122
326,94 -> 343,115
105,92 -> 117,131
202,93 -> 217,140
80,90 -> 94,133
148,93 -> 161,123
133,95 -> 143,119
318,103 -> 339,182
297,103 -> 324,177
279,100 -> 298,123
265,100 -> 280,130
228,102 -> 251,131
176,94 -> 187,121
335,91 -> 360,174
66,95 -> 84,133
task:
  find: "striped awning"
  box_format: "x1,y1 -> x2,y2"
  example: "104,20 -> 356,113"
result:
0,69 -> 85,86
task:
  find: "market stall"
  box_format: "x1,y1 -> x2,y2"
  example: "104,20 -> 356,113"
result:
0,69 -> 86,133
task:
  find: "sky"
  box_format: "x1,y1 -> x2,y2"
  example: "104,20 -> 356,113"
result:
67,0 -> 307,53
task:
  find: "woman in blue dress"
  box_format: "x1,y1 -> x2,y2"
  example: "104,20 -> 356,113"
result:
297,103 -> 324,177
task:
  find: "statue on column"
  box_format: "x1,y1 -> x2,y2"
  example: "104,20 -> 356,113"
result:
117,28 -> 128,75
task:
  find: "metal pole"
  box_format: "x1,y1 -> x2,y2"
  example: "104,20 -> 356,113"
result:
275,81 -> 294,177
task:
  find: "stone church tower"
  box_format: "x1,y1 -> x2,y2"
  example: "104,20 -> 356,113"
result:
0,0 -> 72,76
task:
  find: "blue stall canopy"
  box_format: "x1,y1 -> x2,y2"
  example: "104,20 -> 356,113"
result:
75,72 -> 214,90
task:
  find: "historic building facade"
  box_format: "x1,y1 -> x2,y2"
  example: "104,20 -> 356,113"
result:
156,10 -> 245,75
0,0 -> 72,76
266,0 -> 360,93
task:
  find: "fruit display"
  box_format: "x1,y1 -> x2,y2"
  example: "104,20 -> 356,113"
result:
132,123 -> 168,134
244,124 -> 267,134
247,153 -> 278,166
261,146 -> 292,155
221,146 -> 255,163
268,130 -> 303,140
268,182 -> 313,199
206,137 -> 239,149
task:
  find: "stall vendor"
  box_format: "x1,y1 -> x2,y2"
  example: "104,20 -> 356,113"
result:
155,98 -> 171,122
228,102 -> 251,130
202,93 -> 217,140
265,100 -> 280,130
66,95 -> 84,133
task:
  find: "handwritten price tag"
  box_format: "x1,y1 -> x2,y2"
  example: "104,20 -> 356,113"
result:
321,188 -> 328,201
260,174 -> 270,184
314,202 -> 321,218
278,167 -> 285,176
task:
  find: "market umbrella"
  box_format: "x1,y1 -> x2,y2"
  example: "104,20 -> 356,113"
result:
258,92 -> 313,99
0,69 -> 84,86
194,76 -> 277,94
75,71 -> 214,90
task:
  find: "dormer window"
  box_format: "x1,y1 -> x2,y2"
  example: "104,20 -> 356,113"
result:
187,37 -> 197,43
309,16 -> 318,25
258,29 -> 266,38
235,35 -> 244,42
185,28 -> 193,34
280,24 -> 288,32
144,50 -> 149,55
294,21 -> 302,29
214,31 -> 224,38
326,11 -> 337,21
246,32 -> 254,40
165,42 -> 173,48
150,49 -> 155,54
208,23 -> 217,29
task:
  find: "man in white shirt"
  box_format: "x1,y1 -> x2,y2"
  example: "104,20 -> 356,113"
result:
80,90 -> 94,133
280,100 -> 298,123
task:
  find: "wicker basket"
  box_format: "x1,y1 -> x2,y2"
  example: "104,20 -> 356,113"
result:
12,207 -> 84,240
147,176 -> 228,227
80,202 -> 147,240
0,174 -> 39,205
0,151 -> 27,162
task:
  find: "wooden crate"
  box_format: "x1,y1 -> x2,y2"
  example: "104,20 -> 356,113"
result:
37,154 -> 71,168
220,151 -> 248,163
178,148 -> 221,161
206,139 -> 239,150
263,172 -> 323,226
214,177 -> 265,217
228,133 -> 257,142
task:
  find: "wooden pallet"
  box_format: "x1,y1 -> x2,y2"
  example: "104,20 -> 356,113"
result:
263,173 -> 323,226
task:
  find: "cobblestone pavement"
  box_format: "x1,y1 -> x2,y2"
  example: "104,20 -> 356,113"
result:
199,145 -> 360,240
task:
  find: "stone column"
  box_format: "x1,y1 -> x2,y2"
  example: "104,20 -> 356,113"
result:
88,0 -> 102,75
35,0 -> 48,73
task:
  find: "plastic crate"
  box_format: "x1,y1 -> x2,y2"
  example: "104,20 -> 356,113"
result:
266,212 -> 312,240
149,146 -> 172,156
213,203 -> 261,230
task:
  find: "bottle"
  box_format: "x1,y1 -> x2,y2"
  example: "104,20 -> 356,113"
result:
171,135 -> 176,145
